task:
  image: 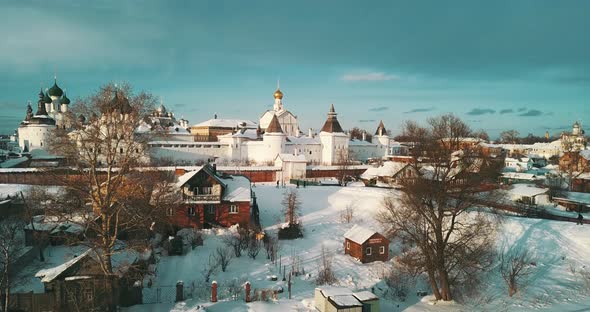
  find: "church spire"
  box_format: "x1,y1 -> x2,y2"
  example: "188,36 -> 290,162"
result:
36,88 -> 48,116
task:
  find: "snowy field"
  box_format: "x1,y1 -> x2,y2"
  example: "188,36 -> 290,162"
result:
34,183 -> 589,312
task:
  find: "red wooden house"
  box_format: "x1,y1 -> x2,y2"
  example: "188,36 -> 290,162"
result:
173,165 -> 252,229
344,225 -> 389,263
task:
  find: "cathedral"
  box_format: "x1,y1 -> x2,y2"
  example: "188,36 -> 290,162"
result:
17,78 -> 71,153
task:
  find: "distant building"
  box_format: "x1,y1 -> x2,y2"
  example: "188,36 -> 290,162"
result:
314,287 -> 380,312
561,121 -> 587,151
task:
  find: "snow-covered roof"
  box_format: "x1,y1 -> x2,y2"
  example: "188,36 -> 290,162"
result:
361,161 -> 408,180
329,295 -> 363,308
317,287 -> 353,297
353,291 -> 378,302
344,224 -> 377,244
501,172 -> 544,180
0,157 -> 28,168
508,184 -> 548,198
581,150 -> 590,161
286,136 -> 320,145
35,249 -> 92,283
192,119 -> 257,129
175,166 -> 205,188
349,139 -> 376,146
553,191 -> 590,205
221,175 -> 251,202
276,153 -> 307,162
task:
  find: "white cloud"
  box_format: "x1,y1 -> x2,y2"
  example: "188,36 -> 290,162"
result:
341,72 -> 399,81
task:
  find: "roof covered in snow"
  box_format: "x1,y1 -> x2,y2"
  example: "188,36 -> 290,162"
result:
508,184 -> 548,197
353,291 -> 379,302
580,150 -> 590,161
175,166 -> 206,188
501,172 -> 544,180
553,191 -> 590,205
329,295 -> 363,308
192,119 -> 257,129
344,224 -> 378,244
317,286 -> 353,297
35,249 -> 92,283
361,161 -> 409,180
286,136 -> 320,145
221,175 -> 251,202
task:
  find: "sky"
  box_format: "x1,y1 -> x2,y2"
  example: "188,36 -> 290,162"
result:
1,0 -> 589,138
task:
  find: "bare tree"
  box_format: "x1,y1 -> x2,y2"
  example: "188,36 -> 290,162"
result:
499,249 -> 535,297
45,83 -> 179,309
223,228 -> 250,257
316,245 -> 337,285
340,201 -> 355,223
263,233 -> 279,263
201,255 -> 219,283
335,148 -> 355,186
0,217 -> 24,312
215,246 -> 233,272
378,114 -> 500,301
247,239 -> 262,259
499,130 -> 520,144
279,190 -> 303,239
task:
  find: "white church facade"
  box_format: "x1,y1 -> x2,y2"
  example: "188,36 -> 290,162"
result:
148,87 -> 392,166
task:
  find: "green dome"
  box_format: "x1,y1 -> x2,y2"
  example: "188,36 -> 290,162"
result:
61,92 -> 71,104
43,91 -> 52,104
48,79 -> 64,97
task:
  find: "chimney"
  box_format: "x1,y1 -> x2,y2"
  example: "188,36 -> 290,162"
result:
212,163 -> 217,174
362,131 -> 366,141
308,128 -> 313,138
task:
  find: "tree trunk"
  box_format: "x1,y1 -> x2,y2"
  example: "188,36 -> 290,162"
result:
4,264 -> 9,312
426,269 -> 442,300
438,269 -> 452,301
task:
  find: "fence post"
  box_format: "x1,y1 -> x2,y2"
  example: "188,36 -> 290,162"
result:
245,282 -> 251,302
176,281 -> 184,302
211,281 -> 218,302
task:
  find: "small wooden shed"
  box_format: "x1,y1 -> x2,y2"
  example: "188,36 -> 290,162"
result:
344,225 -> 389,263
314,287 -> 380,312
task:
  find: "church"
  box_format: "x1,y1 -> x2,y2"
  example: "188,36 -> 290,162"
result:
17,78 -> 72,153
148,86 -> 392,166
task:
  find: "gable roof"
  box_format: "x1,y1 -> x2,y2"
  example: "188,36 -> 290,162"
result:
276,153 -> 307,162
344,224 -> 378,244
175,165 -> 226,188
35,249 -> 92,283
361,161 -> 410,180
221,175 -> 251,202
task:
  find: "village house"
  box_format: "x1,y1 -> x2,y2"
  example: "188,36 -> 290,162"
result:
507,184 -> 550,206
572,173 -> 590,193
552,191 -> 590,213
30,247 -> 149,311
173,164 -> 253,229
274,153 -> 307,183
314,287 -> 380,312
343,225 -> 389,263
500,172 -> 545,185
559,150 -> 590,173
360,161 -> 417,188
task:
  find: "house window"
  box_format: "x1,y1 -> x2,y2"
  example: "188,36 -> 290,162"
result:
166,207 -> 174,216
366,247 -> 372,255
229,205 -> 238,214
188,207 -> 195,216
207,205 -> 215,214
195,187 -> 212,195
84,288 -> 93,301
379,246 -> 385,254
346,241 -> 350,250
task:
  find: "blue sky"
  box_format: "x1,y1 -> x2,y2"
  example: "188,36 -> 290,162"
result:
1,0 -> 589,138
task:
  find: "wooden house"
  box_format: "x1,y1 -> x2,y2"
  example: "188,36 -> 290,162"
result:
360,161 -> 417,188
344,225 -> 389,263
174,164 -> 252,229
34,247 -> 148,311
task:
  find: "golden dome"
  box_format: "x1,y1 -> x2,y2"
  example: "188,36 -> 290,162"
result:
273,88 -> 283,99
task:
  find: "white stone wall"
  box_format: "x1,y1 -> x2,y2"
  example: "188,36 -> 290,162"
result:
18,124 -> 55,152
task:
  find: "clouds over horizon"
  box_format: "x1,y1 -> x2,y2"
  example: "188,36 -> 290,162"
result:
404,107 -> 435,114
466,108 -> 495,116
368,106 -> 389,112
519,109 -> 544,117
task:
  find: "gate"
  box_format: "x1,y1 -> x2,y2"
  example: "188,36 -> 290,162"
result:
142,286 -> 177,304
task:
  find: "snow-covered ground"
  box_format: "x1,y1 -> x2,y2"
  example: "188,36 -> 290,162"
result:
116,183 -> 590,311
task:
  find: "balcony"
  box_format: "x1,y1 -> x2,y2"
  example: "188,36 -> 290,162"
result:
182,193 -> 221,204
